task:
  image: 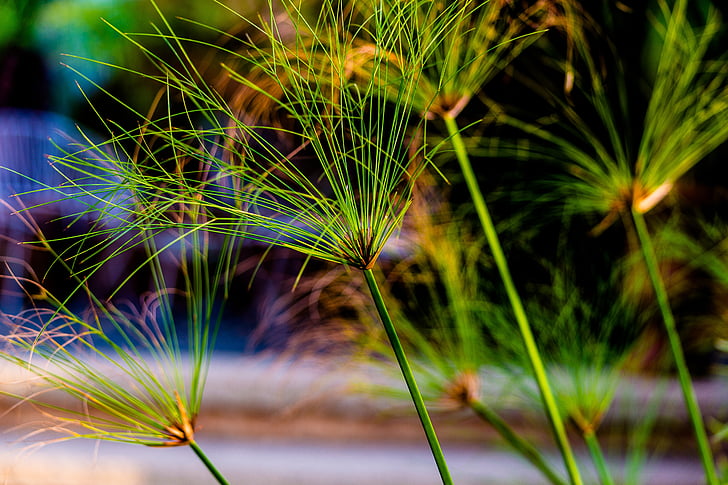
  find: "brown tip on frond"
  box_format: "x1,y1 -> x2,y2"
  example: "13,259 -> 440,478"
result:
361,249 -> 382,270
159,424 -> 191,447
158,392 -> 196,447
442,370 -> 481,410
570,410 -> 601,436
588,209 -> 619,237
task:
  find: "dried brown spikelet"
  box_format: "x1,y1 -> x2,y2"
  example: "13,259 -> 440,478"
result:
441,370 -> 481,410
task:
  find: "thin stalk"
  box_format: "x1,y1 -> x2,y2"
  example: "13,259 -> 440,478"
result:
624,379 -> 666,485
363,268 -> 453,485
470,400 -> 567,485
189,439 -> 231,485
443,114 -> 583,485
582,430 -> 614,485
631,209 -> 718,485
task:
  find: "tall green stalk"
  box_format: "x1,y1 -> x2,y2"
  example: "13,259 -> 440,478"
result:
363,268 -> 453,485
582,430 -> 614,485
190,440 -> 231,485
469,400 -> 566,485
631,209 -> 718,485
443,114 -> 583,485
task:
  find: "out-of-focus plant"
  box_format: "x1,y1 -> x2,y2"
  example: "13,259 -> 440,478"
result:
655,216 -> 728,481
292,186 -> 646,485
533,258 -> 642,485
0,0 -> 270,115
485,0 -> 726,482
348,0 -> 547,120
365,193 -> 569,485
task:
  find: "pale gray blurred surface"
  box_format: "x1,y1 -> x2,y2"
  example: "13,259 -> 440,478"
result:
1,355 -> 717,485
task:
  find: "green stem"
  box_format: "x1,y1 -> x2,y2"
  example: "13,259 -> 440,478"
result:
624,379 -> 666,485
443,114 -> 583,485
363,268 -> 453,485
631,209 -> 718,485
582,430 -> 614,485
190,439 -> 231,485
470,400 -> 567,485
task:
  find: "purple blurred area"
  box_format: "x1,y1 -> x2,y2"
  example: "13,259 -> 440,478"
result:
0,107 -> 130,310
0,35 -> 132,312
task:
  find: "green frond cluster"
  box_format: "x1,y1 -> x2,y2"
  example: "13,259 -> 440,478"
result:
496,0 -> 726,225
0,202 -> 237,449
534,266 -> 639,434
635,0 -> 728,210
51,0 -> 467,272
1,293 -> 201,446
360,213 -> 639,431
349,0 -> 547,119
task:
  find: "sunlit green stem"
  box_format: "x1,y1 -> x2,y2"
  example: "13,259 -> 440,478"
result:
631,209 -> 718,485
363,268 -> 453,485
582,430 -> 614,485
190,440 -> 230,485
443,114 -> 583,485
470,400 -> 567,485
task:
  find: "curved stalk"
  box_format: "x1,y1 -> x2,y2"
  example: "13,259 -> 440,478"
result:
363,268 -> 453,485
631,209 -> 718,485
190,440 -> 231,485
470,400 -> 567,485
443,114 -> 583,485
582,430 -> 614,485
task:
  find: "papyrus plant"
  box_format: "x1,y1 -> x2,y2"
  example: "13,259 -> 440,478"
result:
487,1 -> 726,482
346,192 -> 568,485
48,0 -> 481,482
535,259 -> 642,485
344,2 -> 586,482
1,210 -> 240,484
330,188 -> 644,485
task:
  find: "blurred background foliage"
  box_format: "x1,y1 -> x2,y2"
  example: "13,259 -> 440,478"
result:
0,0 -> 276,115
0,0 -> 726,374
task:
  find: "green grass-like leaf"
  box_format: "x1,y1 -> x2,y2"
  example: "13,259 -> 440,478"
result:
0,226 -> 237,448
492,0 -> 727,223
48,0 -> 452,274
